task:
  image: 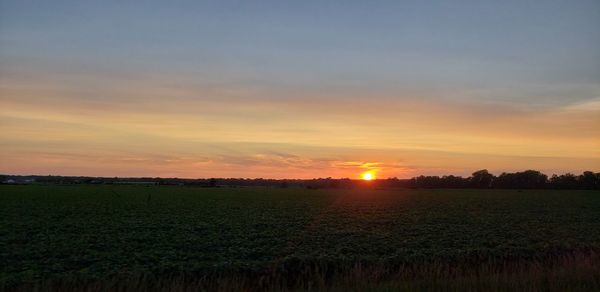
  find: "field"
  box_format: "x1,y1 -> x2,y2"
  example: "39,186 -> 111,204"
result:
2,185 -> 600,291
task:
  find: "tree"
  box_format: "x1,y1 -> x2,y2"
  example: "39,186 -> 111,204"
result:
493,170 -> 547,189
549,173 -> 578,189
579,171 -> 599,189
470,169 -> 494,188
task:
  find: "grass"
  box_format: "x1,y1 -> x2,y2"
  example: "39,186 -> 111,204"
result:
1,185 -> 600,291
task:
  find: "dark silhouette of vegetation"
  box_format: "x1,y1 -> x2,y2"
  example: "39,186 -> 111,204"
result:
492,170 -> 548,189
208,178 -> 217,187
1,170 -> 599,189
549,173 -> 578,189
471,169 -> 494,188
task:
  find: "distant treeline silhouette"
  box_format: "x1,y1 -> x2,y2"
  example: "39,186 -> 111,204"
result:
301,170 -> 599,190
408,170 -> 599,189
2,170 -> 599,189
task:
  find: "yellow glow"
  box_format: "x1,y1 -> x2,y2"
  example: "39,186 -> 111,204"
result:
361,171 -> 375,181
1,81 -> 599,179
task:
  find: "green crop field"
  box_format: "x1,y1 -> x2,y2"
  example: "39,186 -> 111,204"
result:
2,185 -> 600,291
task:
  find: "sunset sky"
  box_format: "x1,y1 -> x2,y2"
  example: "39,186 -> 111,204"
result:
1,0 -> 599,179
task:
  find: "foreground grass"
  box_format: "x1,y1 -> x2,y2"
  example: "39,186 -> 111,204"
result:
9,251 -> 600,291
1,185 -> 600,290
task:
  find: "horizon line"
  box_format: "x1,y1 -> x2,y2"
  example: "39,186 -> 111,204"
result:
2,169 -> 598,181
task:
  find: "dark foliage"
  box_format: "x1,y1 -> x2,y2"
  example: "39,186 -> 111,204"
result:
1,170 -> 599,189
492,170 -> 548,189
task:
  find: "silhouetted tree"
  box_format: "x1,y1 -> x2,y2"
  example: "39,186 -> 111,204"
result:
579,171 -> 600,189
549,173 -> 578,189
492,170 -> 547,189
470,169 -> 494,188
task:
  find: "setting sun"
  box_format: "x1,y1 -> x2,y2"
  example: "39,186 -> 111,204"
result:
361,171 -> 375,181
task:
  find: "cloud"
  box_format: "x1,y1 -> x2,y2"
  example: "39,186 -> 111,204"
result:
563,98 -> 600,112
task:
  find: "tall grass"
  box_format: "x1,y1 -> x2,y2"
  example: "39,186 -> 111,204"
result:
7,251 -> 599,292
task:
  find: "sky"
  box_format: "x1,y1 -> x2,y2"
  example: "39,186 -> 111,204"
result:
1,0 -> 599,179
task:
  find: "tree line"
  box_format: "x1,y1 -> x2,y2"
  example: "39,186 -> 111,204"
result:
300,170 -> 599,190
1,170 -> 599,189
405,170 -> 599,189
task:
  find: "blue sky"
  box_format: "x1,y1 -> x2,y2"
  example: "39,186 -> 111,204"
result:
3,0 -> 598,100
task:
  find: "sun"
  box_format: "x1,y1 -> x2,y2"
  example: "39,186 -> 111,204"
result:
361,171 -> 375,181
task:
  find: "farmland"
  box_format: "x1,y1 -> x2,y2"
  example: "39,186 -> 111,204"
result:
2,185 -> 600,291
